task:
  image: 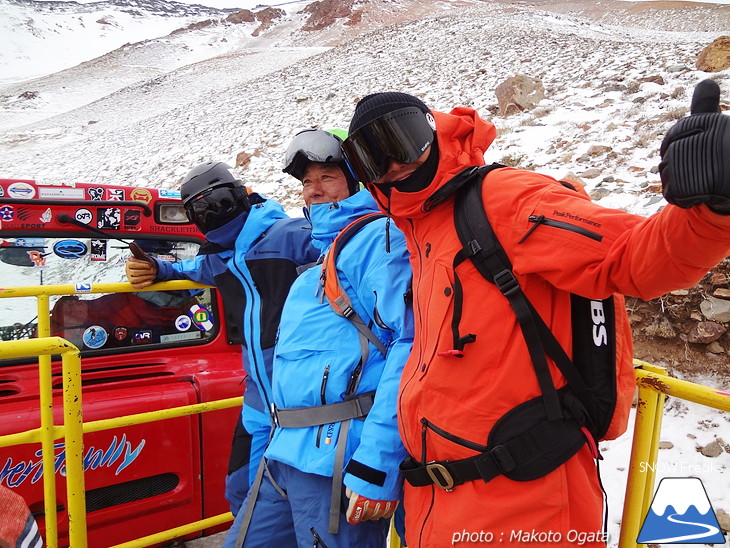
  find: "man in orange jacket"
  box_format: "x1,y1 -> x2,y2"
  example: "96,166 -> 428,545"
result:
340,80 -> 730,547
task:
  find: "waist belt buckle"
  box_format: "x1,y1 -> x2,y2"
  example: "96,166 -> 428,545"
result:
270,403 -> 279,428
426,462 -> 455,491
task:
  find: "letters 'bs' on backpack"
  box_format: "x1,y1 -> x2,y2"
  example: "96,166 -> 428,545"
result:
401,164 -> 635,490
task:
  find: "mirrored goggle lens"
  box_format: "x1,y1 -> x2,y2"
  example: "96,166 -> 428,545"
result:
283,129 -> 344,177
342,107 -> 435,183
186,187 -> 238,222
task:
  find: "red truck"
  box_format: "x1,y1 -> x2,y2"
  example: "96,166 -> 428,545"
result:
0,178 -> 243,547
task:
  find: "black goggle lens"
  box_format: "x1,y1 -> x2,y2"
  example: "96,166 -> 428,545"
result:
342,107 -> 435,183
185,186 -> 243,233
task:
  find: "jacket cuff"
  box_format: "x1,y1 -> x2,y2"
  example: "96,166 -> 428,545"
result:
345,459 -> 386,487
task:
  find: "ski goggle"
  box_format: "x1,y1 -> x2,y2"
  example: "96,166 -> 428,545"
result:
184,185 -> 247,233
342,107 -> 436,184
283,129 -> 345,181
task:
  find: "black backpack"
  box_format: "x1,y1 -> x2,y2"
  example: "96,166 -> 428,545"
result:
401,164 -> 630,488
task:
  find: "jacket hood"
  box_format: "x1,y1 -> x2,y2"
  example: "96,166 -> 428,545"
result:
308,189 -> 380,252
367,107 -> 497,220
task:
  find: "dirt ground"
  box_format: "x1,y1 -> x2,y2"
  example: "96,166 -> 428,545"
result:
627,259 -> 730,385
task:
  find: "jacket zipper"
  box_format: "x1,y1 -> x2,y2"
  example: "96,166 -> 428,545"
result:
519,215 -> 603,244
315,365 -> 330,448
397,218 -> 424,458
421,417 -> 489,453
230,258 -> 272,415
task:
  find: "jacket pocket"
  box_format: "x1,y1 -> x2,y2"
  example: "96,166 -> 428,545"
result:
520,215 -> 603,243
416,261 -> 455,379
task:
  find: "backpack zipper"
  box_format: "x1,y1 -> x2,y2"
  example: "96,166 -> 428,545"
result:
519,215 -> 603,244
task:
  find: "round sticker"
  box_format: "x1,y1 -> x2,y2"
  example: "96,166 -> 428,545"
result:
75,208 -> 93,224
189,304 -> 214,331
113,326 -> 128,341
7,182 -> 35,199
175,315 -> 192,331
82,325 -> 108,349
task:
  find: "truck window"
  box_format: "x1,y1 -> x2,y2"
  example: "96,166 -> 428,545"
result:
0,237 -> 218,361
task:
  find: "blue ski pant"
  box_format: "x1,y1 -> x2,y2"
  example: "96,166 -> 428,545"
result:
224,409 -> 271,515
222,459 -> 390,548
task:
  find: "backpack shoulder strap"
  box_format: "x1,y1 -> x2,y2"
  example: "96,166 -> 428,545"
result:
452,168 -> 564,421
320,212 -> 387,357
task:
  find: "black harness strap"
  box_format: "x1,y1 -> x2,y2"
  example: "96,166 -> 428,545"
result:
453,167 -> 562,422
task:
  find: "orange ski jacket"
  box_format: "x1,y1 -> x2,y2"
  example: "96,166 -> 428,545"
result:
366,107 -> 730,547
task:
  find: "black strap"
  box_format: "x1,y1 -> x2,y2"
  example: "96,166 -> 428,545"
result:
401,414 -> 584,489
453,168 -> 563,421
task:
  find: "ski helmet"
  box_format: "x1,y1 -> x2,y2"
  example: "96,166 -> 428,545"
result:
282,128 -> 359,195
180,161 -> 250,234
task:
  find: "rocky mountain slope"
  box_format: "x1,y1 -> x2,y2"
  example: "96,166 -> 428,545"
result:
1,0 -> 730,381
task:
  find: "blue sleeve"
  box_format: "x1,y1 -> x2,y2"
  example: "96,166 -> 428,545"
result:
154,254 -> 228,286
342,224 -> 413,501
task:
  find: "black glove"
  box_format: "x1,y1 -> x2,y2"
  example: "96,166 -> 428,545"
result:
659,79 -> 730,214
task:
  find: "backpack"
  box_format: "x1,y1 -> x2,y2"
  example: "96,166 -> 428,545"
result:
319,212 -> 388,360
401,164 -> 634,489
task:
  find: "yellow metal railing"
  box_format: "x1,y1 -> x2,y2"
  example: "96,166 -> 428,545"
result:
618,359 -> 730,548
0,281 -> 243,548
0,337 -> 85,548
5,282 -> 726,548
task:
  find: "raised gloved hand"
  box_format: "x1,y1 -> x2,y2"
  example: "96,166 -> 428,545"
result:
659,78 -> 730,214
125,257 -> 158,289
344,487 -> 397,525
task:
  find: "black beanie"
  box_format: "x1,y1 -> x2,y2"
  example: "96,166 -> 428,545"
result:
349,92 -> 431,135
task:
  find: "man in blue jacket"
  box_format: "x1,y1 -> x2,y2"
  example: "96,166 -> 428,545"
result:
225,129 -> 413,548
125,161 -> 319,515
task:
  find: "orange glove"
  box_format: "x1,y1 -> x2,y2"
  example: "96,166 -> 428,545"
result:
125,257 -> 158,289
345,487 -> 397,525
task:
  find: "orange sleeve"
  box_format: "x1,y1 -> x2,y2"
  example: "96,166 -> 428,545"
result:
484,167 -> 730,300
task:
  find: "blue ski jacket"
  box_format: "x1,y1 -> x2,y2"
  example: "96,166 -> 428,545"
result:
265,190 -> 414,501
154,198 -> 319,431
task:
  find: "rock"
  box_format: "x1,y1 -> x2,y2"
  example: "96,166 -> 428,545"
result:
302,0 -> 355,31
696,36 -> 730,72
19,91 -> 39,100
644,316 -> 677,339
587,145 -> 612,156
658,441 -> 674,450
580,168 -> 602,179
700,296 -> 730,322
590,188 -> 611,201
667,64 -> 688,73
495,74 -> 545,116
717,509 -> 730,534
669,289 -> 689,296
700,440 -> 723,458
235,151 -> 252,168
714,288 -> 730,299
707,341 -> 725,354
226,9 -> 255,23
691,312 -> 703,321
710,272 -> 729,286
687,321 -> 726,344
638,75 -> 665,85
